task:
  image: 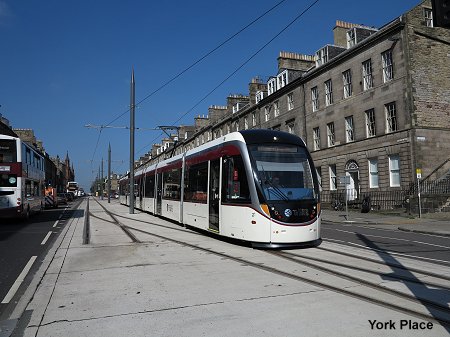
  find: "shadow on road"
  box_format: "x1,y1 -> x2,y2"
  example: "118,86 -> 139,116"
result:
356,233 -> 450,332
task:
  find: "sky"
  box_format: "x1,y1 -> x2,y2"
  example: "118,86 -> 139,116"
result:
0,0 -> 421,191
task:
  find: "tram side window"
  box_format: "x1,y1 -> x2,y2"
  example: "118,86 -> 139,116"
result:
184,162 -> 208,203
222,155 -> 250,203
163,168 -> 181,200
144,174 -> 155,198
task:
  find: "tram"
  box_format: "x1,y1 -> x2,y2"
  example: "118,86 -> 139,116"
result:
0,134 -> 45,218
119,130 -> 321,248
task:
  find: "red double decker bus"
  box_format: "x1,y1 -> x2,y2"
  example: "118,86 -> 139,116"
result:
0,135 -> 45,219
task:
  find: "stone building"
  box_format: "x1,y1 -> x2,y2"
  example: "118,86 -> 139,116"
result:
139,1 -> 450,211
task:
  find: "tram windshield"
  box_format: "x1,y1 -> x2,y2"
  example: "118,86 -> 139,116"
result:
248,144 -> 316,201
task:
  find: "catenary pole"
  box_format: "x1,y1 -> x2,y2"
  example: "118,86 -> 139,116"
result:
108,143 -> 111,203
129,69 -> 135,214
101,158 -> 104,200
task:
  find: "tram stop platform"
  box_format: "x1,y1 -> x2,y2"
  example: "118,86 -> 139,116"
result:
2,197 -> 450,337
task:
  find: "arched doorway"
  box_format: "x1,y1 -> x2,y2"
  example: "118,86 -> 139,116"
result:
345,160 -> 360,201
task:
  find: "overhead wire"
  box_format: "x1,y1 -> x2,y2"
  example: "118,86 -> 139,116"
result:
134,0 -> 320,159
88,0 -> 291,164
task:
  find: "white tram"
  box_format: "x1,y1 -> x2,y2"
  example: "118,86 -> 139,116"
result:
119,130 -> 321,248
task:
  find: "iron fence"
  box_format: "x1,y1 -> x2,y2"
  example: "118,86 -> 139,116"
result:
320,177 -> 450,213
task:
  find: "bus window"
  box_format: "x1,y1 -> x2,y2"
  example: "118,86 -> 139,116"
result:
0,174 -> 17,187
0,140 -> 17,162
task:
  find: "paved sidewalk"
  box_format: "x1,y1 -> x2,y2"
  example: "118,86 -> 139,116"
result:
321,208 -> 450,237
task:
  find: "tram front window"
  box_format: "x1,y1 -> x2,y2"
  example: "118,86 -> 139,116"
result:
248,144 -> 315,201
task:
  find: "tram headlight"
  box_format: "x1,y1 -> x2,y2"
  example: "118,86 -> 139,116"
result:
260,204 -> 270,217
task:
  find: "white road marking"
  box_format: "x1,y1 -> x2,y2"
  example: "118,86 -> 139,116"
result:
324,237 -> 450,264
53,220 -> 59,228
325,227 -> 450,249
1,256 -> 37,304
41,231 -> 52,245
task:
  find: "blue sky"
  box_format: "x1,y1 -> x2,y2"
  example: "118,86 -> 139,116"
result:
1,0 -> 421,191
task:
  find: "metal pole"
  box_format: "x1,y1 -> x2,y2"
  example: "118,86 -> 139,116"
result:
108,143 -> 111,203
101,158 -> 104,200
129,69 -> 135,214
98,166 -> 100,197
418,178 -> 422,218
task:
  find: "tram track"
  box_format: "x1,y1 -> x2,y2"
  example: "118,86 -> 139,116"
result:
317,245 -> 450,279
269,250 -> 450,312
89,199 -> 450,327
90,199 -> 141,243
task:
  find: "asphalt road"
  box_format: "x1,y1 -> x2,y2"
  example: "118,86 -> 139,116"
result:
0,200 -> 82,319
321,221 -> 450,265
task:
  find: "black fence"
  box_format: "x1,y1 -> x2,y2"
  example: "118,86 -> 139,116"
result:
321,178 -> 450,213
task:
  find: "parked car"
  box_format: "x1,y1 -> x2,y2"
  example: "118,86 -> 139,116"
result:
57,193 -> 68,205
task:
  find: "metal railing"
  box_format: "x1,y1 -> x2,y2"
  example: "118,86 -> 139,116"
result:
321,177 -> 450,213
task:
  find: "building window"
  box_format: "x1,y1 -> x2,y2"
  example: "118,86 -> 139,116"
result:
365,108 -> 376,137
325,80 -> 333,106
343,70 -> 352,98
274,100 -> 280,117
313,127 -> 320,150
235,121 -> 239,132
311,86 -> 319,112
347,28 -> 356,48
316,166 -> 322,191
362,59 -> 373,90
382,50 -> 394,83
389,155 -> 401,187
327,122 -> 335,147
329,164 -> 337,190
424,8 -> 433,27
316,47 -> 328,66
287,92 -> 294,110
287,121 -> 294,134
255,90 -> 265,103
385,102 -> 398,133
277,70 -> 288,89
252,112 -> 257,126
267,78 -> 277,95
244,117 -> 248,130
264,106 -> 270,122
369,158 -> 379,188
345,116 -> 354,142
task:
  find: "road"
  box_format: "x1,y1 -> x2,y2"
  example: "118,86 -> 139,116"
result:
321,220 -> 450,265
0,200 -> 83,319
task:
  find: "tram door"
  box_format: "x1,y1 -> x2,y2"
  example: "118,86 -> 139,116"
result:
156,172 -> 163,215
209,159 -> 220,232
